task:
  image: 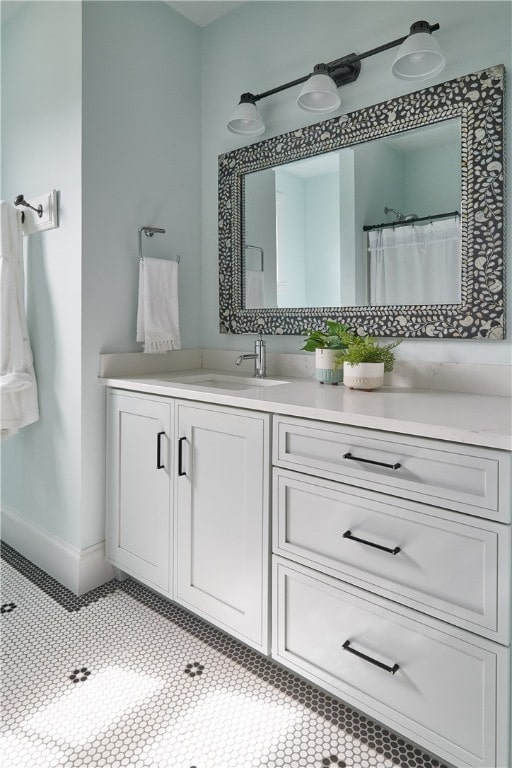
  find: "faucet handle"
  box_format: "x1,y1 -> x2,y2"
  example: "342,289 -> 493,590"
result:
255,332 -> 265,351
254,333 -> 266,377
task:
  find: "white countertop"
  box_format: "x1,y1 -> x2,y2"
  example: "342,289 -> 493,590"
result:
100,369 -> 512,451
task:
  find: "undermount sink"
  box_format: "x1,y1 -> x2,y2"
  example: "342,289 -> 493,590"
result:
154,373 -> 289,391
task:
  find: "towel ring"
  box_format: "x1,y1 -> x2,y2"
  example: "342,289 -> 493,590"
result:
245,244 -> 264,272
138,226 -> 181,263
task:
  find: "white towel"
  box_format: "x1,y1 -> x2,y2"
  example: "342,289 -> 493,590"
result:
136,256 -> 181,353
0,201 -> 39,439
245,270 -> 265,308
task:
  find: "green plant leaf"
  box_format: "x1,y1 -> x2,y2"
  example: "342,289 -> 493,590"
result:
300,320 -> 351,351
334,335 -> 401,371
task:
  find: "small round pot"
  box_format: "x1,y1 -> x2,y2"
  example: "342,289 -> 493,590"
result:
315,348 -> 343,385
343,362 -> 384,391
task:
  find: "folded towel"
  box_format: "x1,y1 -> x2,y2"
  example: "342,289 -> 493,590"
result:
136,256 -> 181,353
0,200 -> 39,439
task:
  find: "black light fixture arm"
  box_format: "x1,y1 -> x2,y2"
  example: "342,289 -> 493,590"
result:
330,22 -> 439,71
237,21 -> 440,105
242,72 -> 312,103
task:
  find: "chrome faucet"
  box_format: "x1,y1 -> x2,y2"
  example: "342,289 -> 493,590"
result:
235,332 -> 266,378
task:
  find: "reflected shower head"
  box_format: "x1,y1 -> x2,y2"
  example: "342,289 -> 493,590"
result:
384,206 -> 404,220
142,226 -> 165,237
384,206 -> 417,222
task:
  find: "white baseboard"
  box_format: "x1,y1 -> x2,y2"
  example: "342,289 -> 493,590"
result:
77,541 -> 115,594
1,505 -> 113,595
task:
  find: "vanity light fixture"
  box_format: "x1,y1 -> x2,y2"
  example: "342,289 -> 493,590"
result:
296,64 -> 341,113
392,21 -> 445,80
225,93 -> 265,136
227,20 -> 444,136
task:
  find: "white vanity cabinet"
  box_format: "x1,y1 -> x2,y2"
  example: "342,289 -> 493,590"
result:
105,389 -> 271,654
104,378 -> 511,767
106,390 -> 173,593
272,415 -> 512,768
174,401 -> 270,653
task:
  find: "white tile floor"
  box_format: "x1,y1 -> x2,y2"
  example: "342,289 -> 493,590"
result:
0,543 -> 450,768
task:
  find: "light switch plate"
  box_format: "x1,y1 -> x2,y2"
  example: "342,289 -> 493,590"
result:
21,190 -> 58,235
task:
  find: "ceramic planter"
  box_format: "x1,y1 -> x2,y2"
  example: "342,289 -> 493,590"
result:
343,362 -> 384,391
315,349 -> 343,384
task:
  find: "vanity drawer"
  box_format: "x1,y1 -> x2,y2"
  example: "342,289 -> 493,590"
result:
273,416 -> 510,522
273,469 -> 509,641
273,558 -> 508,768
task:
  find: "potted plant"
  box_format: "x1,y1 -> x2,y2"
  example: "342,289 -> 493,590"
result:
301,320 -> 350,384
335,332 -> 401,391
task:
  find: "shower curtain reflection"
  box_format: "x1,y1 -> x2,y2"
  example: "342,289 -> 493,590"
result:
368,216 -> 461,306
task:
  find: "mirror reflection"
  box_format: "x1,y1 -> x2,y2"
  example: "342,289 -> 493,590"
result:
243,118 -> 460,309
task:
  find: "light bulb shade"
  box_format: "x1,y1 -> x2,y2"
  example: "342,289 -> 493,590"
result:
392,32 -> 445,81
227,99 -> 265,136
297,72 -> 341,113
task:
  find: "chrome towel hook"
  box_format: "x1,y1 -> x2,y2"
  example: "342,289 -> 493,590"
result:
14,194 -> 43,223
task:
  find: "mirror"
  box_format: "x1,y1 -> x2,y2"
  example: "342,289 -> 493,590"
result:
244,119 -> 461,309
218,65 -> 505,338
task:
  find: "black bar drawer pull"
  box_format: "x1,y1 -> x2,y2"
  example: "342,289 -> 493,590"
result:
343,451 -> 401,470
156,431 -> 165,469
343,529 -> 401,556
342,640 -> 399,675
178,437 -> 186,476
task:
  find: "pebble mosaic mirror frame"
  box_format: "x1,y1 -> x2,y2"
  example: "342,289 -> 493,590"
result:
218,65 -> 505,338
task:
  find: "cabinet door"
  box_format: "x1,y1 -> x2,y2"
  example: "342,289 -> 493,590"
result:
175,402 -> 270,652
106,390 -> 172,593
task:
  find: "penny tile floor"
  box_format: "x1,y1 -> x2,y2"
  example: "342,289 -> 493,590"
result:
0,543 -> 450,768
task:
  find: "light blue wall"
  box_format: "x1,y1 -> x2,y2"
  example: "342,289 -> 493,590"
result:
339,149 -> 357,306
1,1 -> 83,547
305,172 -> 340,307
201,1 -> 512,363
81,1 -> 201,546
1,1 -> 201,551
274,169 -> 306,306
404,141 -> 460,216
82,1 -> 201,355
245,168 -> 277,306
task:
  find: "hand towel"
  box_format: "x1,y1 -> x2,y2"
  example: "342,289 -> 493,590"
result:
245,270 -> 265,308
136,256 -> 181,353
0,201 -> 39,439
